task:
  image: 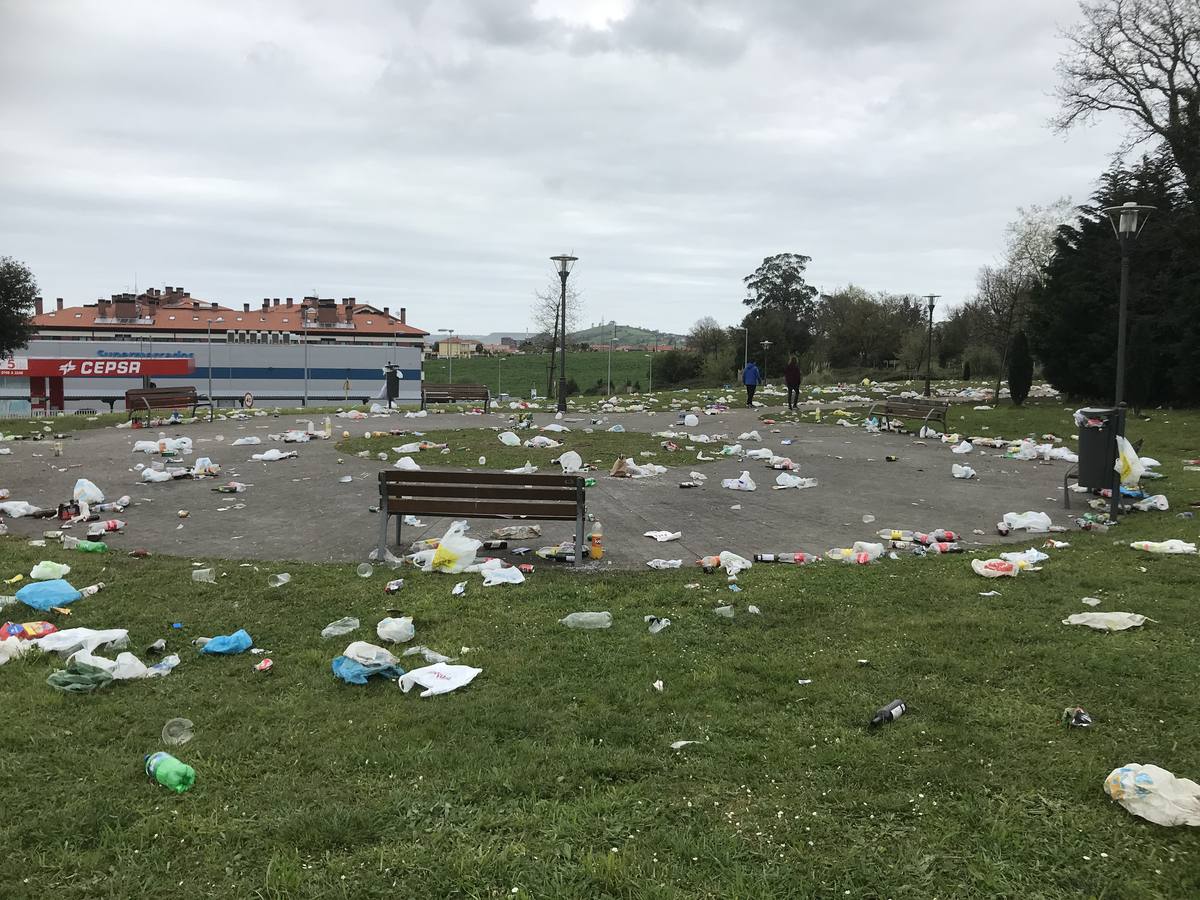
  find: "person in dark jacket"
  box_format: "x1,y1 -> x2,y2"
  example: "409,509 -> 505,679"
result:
742,360 -> 761,407
784,355 -> 802,409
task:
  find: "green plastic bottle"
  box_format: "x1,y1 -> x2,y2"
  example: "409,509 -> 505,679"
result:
75,540 -> 108,553
145,752 -> 196,793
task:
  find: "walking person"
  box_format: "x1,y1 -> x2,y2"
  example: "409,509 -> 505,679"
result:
742,359 -> 761,407
784,354 -> 802,409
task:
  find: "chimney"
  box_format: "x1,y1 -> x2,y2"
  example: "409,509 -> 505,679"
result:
35,297 -> 44,316
56,297 -> 64,311
210,302 -> 218,309
316,297 -> 337,325
383,306 -> 390,317
243,303 -> 250,312
165,286 -> 174,293
286,297 -> 293,308
400,307 -> 406,324
272,298 -> 280,307
262,298 -> 269,311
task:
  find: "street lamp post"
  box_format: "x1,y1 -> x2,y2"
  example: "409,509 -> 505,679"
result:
607,320 -> 615,396
923,294 -> 939,398
550,254 -> 577,414
737,326 -> 748,375
497,354 -> 505,397
206,316 -> 223,419
438,329 -> 455,383
759,340 -> 772,381
302,306 -> 312,408
1101,201 -> 1155,520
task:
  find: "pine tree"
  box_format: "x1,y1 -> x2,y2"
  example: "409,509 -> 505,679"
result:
1007,330 -> 1033,406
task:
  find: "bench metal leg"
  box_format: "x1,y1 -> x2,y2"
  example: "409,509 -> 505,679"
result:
378,508 -> 390,559
396,512 -> 403,546
1063,466 -> 1077,510
575,485 -> 586,565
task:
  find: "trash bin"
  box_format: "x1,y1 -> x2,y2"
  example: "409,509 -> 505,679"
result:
1076,407 -> 1119,489
385,365 -> 400,406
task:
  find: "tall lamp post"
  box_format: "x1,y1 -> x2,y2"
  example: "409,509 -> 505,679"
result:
923,294 -> 939,397
737,326 -> 748,380
550,254 -> 577,413
497,354 -> 505,397
1101,201 -> 1155,519
301,306 -> 313,408
205,316 -> 223,419
759,339 -> 772,381
438,328 -> 455,383
607,319 -> 616,396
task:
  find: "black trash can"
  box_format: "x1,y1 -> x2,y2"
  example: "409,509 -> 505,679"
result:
1076,407 -> 1119,489
384,365 -> 400,406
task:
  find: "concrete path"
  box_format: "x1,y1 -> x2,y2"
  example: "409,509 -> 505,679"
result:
0,405 -> 1077,568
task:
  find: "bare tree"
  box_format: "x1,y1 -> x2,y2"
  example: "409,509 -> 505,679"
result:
530,280 -> 583,397
1054,0 -> 1200,202
686,316 -> 727,358
1004,198 -> 1075,288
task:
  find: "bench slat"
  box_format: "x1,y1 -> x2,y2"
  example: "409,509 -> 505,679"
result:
380,470 -> 580,487
384,484 -> 579,502
384,498 -> 578,520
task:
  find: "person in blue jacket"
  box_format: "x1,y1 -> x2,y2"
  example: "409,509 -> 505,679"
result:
742,360 -> 761,407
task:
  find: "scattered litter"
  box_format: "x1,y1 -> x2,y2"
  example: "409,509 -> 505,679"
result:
714,605 -> 735,618
393,456 -> 421,471
721,471 -> 756,491
979,590 -> 1002,597
1129,539 -> 1196,554
29,561 -> 71,580
497,431 -> 521,446
1105,763 -> 1200,826
1062,612 -> 1147,631
646,559 -> 682,569
869,699 -> 907,728
398,663 -> 482,697
653,679 -> 664,692
162,718 -> 195,747
971,559 -> 1019,578
671,740 -> 698,750
199,629 -> 253,654
191,568 -> 216,584
559,611 -> 612,629
146,752 -> 196,794
952,464 -> 976,479
321,617 -> 360,639
644,530 -> 682,542
482,566 -> 525,586
644,615 -> 671,634
452,581 -> 467,596
251,449 -> 297,462
332,641 -> 406,684
376,616 -> 416,643
1062,706 -> 1093,728
1082,597 -> 1102,606
951,441 -> 973,454
774,472 -> 818,490
268,573 -> 291,588
16,579 -> 102,611
998,511 -> 1053,534
747,605 -> 761,614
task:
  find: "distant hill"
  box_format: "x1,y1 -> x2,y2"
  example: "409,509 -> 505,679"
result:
572,324 -> 684,347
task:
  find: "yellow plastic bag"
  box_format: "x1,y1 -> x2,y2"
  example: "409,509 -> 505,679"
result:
1114,435 -> 1145,486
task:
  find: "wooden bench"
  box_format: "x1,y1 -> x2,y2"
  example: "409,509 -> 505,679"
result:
865,396 -> 950,432
378,470 -> 586,563
125,386 -> 212,421
420,383 -> 490,411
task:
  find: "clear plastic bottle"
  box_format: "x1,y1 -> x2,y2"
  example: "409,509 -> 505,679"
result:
323,416 -> 332,438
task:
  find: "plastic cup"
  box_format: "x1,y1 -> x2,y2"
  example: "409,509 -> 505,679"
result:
191,568 -> 216,583
356,563 -> 374,578
268,573 -> 291,588
162,718 -> 195,747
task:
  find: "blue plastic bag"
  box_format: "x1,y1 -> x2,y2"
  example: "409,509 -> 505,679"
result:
199,629 -> 253,655
16,579 -> 82,611
331,655 -> 405,685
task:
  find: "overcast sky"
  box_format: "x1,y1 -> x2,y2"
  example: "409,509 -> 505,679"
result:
0,0 -> 1126,334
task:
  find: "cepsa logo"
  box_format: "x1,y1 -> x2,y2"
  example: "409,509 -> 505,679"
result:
70,360 -> 143,376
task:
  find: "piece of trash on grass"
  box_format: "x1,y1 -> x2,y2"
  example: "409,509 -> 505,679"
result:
1082,597 -> 1102,606
452,581 -> 467,596
979,590 -> 1002,597
645,615 -> 671,634
321,617 -> 360,639
671,740 -> 698,750
268,573 -> 291,588
797,679 -> 813,685
1104,763 -> 1200,826
714,605 -> 735,618
1062,612 -> 1147,631
161,718 -> 195,746
1062,706 -> 1093,728
652,679 -> 664,692
559,611 -> 612,629
747,605 -> 761,614
397,663 -> 482,697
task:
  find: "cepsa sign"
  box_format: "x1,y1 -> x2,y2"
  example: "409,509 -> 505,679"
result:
0,357 -> 196,377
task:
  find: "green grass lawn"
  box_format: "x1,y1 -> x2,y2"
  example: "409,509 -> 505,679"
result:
2,515 -> 1199,897
337,427 -> 717,472
424,351 -> 661,397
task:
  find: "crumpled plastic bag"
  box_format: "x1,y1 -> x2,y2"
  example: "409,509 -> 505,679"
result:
1104,763 -> 1200,826
951,441 -> 973,454
737,431 -> 761,442
1129,539 -> 1196,554
497,431 -> 521,446
1115,435 -> 1146,486
952,464 -> 976,479
1001,511 -> 1052,533
1063,612 -> 1147,631
252,449 -> 297,462
72,649 -> 179,680
719,550 -> 753,575
321,617 -> 360,639
16,579 -> 83,611
556,451 -> 583,473
505,461 -> 538,474
721,471 -> 756,491
376,616 -> 416,643
430,522 -> 481,574
644,530 -> 681,542
398,662 -> 482,697
393,456 -> 421,471
34,627 -> 128,656
231,436 -> 261,445
492,525 -> 541,539
199,629 -> 253,654
683,414 -> 699,427
971,558 -> 1019,577
774,473 -> 817,490
1132,494 -> 1169,511
393,441 -> 423,454
73,478 -> 104,504
46,657 -> 114,693
745,448 -> 772,460
344,641 -> 401,667
1000,548 -> 1048,566
30,560 -> 71,581
482,566 -> 525,586
524,435 -> 561,449
647,559 -> 682,569
331,655 -> 405,685
0,501 -> 42,518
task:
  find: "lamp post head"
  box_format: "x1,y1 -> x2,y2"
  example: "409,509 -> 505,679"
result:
924,294 -> 939,313
550,254 -> 578,276
1102,201 -> 1156,240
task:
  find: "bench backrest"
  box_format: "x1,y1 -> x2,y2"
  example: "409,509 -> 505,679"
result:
422,383 -> 489,399
126,387 -> 197,407
883,396 -> 949,412
379,470 -> 583,520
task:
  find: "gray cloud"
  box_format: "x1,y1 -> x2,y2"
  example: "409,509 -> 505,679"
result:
0,0 -> 1126,332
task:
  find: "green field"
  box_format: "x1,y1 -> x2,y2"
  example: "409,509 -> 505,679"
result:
423,351 -> 670,397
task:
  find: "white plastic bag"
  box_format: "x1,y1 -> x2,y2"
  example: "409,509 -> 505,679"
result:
1001,511 -> 1052,533
718,550 -> 753,575
951,440 -> 973,454
430,522 -> 481,574
952,464 -> 976,479
505,461 -> 538,474
1115,435 -> 1145,486
524,435 -> 561,449
482,566 -> 525,586
683,414 -> 699,427
1104,763 -> 1200,826
394,441 -> 423,454
344,641 -> 401,667
774,473 -> 818,490
1129,539 -> 1196,554
721,471 -> 756,491
397,662 -> 482,697
30,560 -> 71,580
73,478 -> 104,504
1000,548 -> 1048,566
971,558 -> 1019,577
556,451 -> 583,473
0,501 -> 41,518
646,559 -> 682,569
497,431 -> 521,446
393,456 -> 421,471
376,616 -> 416,643
1063,612 -> 1147,631
643,530 -> 681,542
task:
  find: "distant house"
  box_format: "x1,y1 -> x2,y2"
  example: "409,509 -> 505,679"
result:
437,337 -> 476,359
